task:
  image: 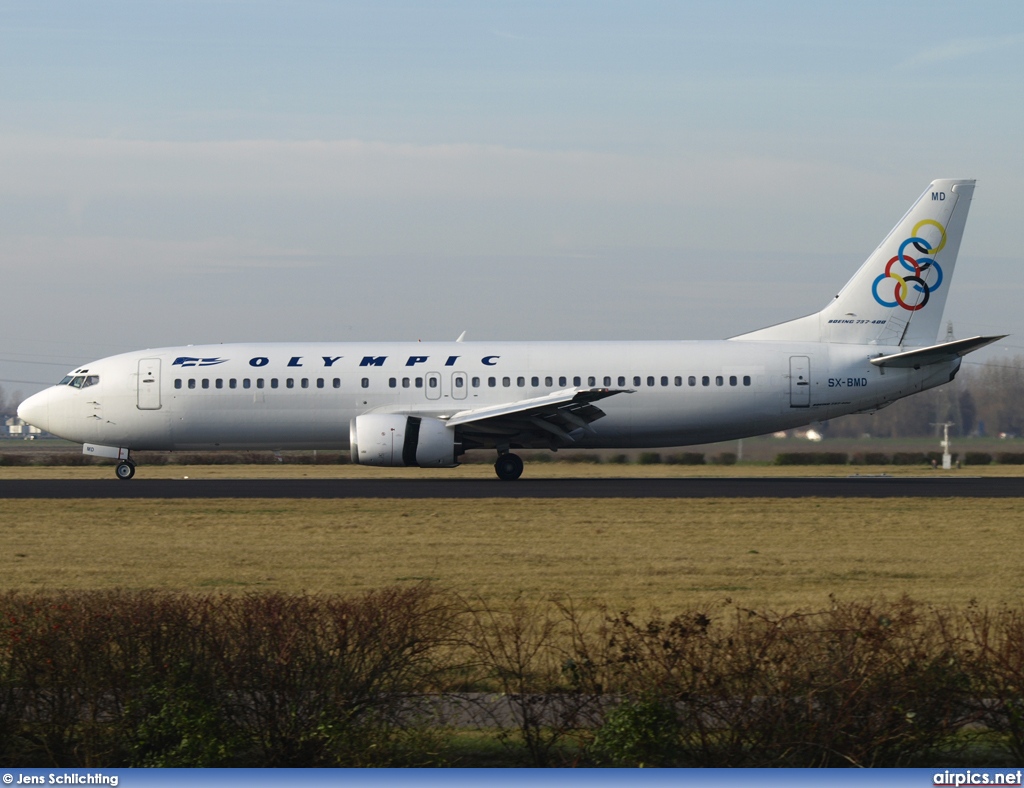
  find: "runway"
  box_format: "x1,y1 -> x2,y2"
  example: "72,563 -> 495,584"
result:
3,477 -> 1024,499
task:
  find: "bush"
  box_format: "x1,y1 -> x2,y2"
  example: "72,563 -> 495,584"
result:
996,453 -> 1024,465
663,452 -> 705,465
636,452 -> 661,465
891,452 -> 929,465
589,697 -> 683,766
964,452 -> 992,466
7,591 -> 1024,767
711,452 -> 738,465
851,452 -> 889,465
0,586 -> 458,767
587,598 -> 975,766
774,452 -> 847,465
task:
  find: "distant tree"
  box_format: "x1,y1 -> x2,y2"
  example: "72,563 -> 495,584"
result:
973,356 -> 1024,437
958,388 -> 977,436
0,386 -> 25,421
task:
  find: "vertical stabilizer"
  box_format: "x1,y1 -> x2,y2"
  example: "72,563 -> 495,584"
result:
735,179 -> 975,346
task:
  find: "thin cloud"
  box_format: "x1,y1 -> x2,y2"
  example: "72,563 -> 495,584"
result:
902,34 -> 1024,67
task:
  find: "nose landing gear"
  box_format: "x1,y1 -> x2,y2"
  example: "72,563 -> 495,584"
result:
494,451 -> 524,481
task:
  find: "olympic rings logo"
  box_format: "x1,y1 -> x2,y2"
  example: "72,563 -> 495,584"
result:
871,219 -> 947,311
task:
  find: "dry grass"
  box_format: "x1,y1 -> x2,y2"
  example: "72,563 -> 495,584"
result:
2,496 -> 1022,613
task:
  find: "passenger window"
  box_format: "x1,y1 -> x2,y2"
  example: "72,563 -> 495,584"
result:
455,376 -> 464,388
559,376 -> 567,387
689,376 -> 696,386
545,376 -> 553,387
472,377 -> 480,387
301,378 -> 309,389
488,377 -> 496,387
647,376 -> 655,387
661,376 -> 669,386
702,376 -> 710,386
316,378 -> 324,389
415,377 -> 423,388
361,378 -> 369,389
403,377 -> 411,388
257,379 -> 265,389
531,376 -> 539,387
243,379 -> 251,389
674,376 -> 682,386
716,376 -> 724,386
743,375 -> 751,386
502,377 -> 511,387
730,375 -> 737,386
389,378 -> 397,388
174,379 -> 182,389
333,378 -> 341,388
588,376 -> 596,386
188,379 -> 196,389
517,376 -> 525,387
618,376 -> 626,387
633,376 -> 641,387
428,377 -> 438,388
270,379 -> 278,389
216,379 -> 223,389
230,379 -> 237,389
286,378 -> 295,389
573,376 -> 581,386
202,379 -> 210,389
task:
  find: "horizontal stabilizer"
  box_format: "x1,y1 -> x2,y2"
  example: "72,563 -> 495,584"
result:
869,335 -> 1005,369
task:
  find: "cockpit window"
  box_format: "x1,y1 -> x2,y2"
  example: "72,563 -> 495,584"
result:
69,376 -> 86,388
81,375 -> 99,389
59,375 -> 74,385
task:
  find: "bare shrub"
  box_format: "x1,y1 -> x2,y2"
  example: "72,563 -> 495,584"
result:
460,596 -> 600,766
0,586 -> 459,767
962,605 -> 1024,762
586,598 -> 973,766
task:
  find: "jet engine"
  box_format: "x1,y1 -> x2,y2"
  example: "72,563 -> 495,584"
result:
349,414 -> 460,468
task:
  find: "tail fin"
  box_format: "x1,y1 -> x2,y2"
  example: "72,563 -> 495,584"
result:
735,179 -> 975,346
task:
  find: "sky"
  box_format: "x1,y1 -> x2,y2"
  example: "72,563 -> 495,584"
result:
2,0 -> 1023,398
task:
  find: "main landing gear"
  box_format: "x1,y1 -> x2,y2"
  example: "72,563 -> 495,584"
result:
115,458 -> 136,480
494,451 -> 524,481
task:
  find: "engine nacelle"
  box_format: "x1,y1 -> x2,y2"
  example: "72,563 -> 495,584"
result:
349,414 -> 460,468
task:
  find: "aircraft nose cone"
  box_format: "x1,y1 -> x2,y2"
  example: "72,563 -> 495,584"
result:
17,391 -> 51,433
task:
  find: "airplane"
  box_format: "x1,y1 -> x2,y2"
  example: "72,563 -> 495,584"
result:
17,178 -> 1004,481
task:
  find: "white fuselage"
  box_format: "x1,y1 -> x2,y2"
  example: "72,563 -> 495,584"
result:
22,339 -> 957,453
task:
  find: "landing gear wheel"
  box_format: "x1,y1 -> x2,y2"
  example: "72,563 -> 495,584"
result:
115,461 -> 136,480
494,453 -> 524,481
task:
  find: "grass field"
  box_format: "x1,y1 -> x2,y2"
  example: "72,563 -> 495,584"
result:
2,478 -> 1023,612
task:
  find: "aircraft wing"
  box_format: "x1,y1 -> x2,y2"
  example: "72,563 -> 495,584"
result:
870,335 -> 1005,369
445,387 -> 632,446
